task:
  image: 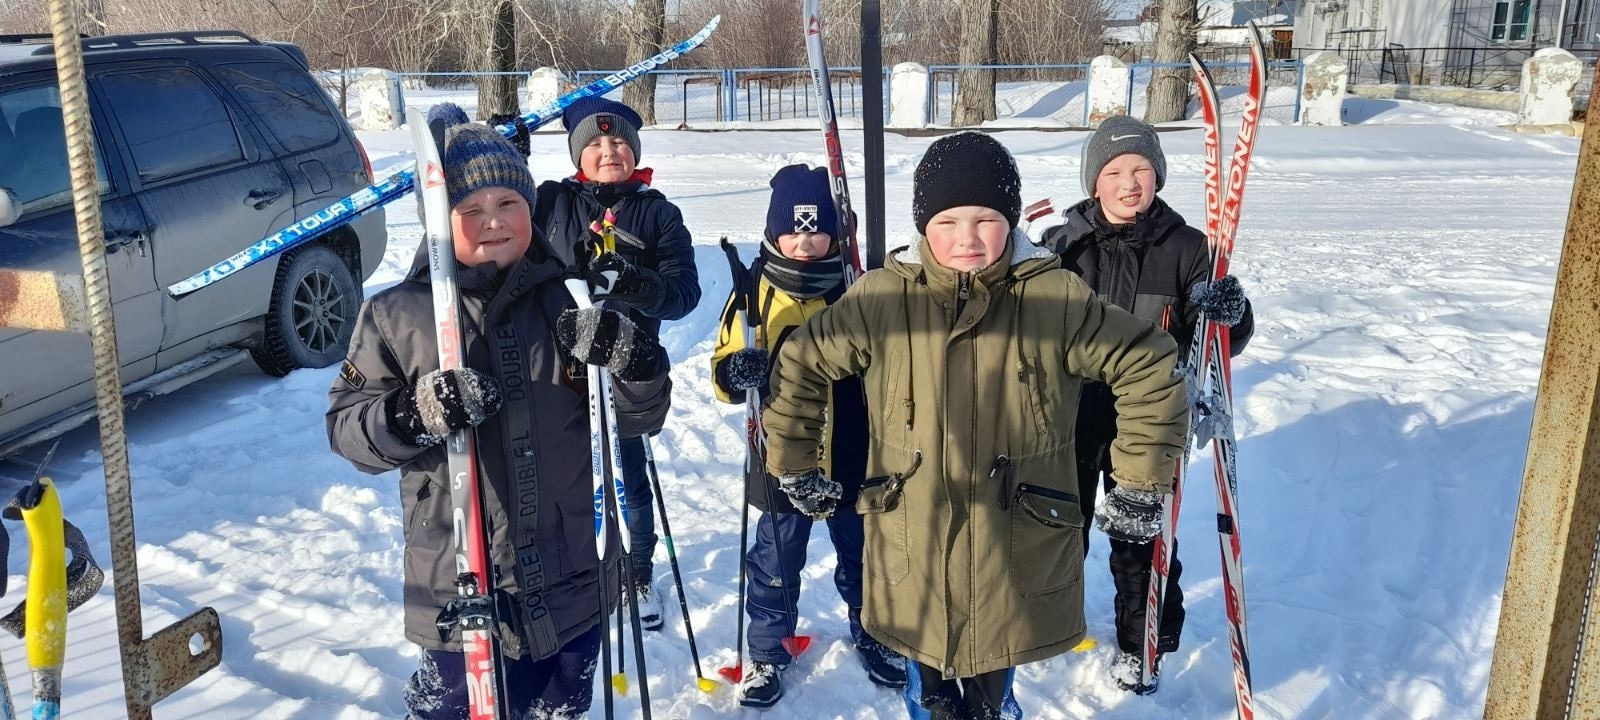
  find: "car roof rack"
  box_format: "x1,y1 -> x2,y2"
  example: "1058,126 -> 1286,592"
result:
26,30 -> 258,56
0,34 -> 72,44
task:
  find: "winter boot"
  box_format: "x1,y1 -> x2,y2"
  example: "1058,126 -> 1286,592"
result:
631,580 -> 664,631
739,661 -> 786,708
1110,650 -> 1159,695
856,637 -> 908,689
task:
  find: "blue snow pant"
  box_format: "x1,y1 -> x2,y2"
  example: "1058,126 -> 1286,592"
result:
745,508 -> 867,664
404,623 -> 602,719
618,435 -> 657,585
903,663 -> 1023,720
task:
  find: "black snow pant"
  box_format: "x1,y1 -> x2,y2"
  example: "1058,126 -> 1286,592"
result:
1079,455 -> 1186,656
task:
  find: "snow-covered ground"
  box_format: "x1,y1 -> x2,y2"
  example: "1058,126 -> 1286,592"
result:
0,105 -> 1578,718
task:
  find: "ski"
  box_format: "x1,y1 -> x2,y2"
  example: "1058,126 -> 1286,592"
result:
168,15 -> 722,298
564,276 -> 654,719
860,0 -> 886,269
407,108 -> 508,720
1146,22 -> 1266,717
803,0 -> 862,281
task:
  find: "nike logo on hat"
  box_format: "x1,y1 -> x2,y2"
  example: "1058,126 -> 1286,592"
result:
1110,134 -> 1141,142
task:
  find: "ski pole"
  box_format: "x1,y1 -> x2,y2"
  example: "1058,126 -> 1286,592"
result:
642,438 -> 719,693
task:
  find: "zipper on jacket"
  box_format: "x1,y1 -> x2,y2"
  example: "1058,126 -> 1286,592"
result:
955,272 -> 971,320
990,455 -> 1013,509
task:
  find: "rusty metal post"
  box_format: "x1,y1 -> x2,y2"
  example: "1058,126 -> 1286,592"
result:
43,0 -> 223,717
1484,67 -> 1600,719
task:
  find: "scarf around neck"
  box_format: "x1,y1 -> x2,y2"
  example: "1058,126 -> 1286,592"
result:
758,234 -> 846,299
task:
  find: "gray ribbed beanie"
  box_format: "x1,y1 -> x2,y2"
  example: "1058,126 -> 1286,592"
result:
1080,115 -> 1167,197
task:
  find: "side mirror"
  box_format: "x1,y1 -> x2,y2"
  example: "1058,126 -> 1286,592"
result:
0,188 -> 17,228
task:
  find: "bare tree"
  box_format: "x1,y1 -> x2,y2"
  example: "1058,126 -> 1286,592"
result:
475,0 -> 518,119
1144,0 -> 1196,123
622,0 -> 667,124
952,0 -> 998,125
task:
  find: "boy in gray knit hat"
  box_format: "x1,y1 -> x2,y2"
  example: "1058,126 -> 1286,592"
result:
533,96 -> 700,633
1041,114 -> 1254,695
328,103 -> 672,718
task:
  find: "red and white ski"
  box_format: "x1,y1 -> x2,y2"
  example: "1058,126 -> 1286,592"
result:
804,0 -> 863,282
1143,23 -> 1264,719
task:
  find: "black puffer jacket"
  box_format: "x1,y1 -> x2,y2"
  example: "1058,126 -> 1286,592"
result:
1041,196 -> 1253,470
326,236 -> 671,660
533,177 -> 701,337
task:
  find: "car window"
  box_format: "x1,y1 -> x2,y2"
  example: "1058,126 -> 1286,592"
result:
0,84 -> 111,217
99,66 -> 245,184
214,62 -> 340,154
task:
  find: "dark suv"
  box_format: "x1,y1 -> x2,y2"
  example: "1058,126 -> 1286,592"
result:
0,31 -> 386,455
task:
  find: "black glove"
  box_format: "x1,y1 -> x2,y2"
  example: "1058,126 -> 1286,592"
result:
1095,486 -> 1165,544
485,112 -> 530,158
587,252 -> 662,309
778,468 -> 843,519
556,306 -> 663,382
1190,275 -> 1248,327
717,347 -> 769,393
388,368 -> 503,447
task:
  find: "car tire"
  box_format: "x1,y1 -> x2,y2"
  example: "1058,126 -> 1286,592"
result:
251,245 -> 361,378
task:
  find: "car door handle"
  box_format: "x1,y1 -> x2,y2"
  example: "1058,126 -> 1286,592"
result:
106,230 -> 146,255
246,189 -> 283,210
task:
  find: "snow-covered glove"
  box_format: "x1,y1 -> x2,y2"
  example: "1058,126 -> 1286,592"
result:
1189,275 -> 1248,327
586,252 -> 662,309
485,112 -> 530,158
556,306 -> 663,382
717,348 -> 769,392
1095,486 -> 1165,544
388,368 -> 503,447
778,468 -> 844,519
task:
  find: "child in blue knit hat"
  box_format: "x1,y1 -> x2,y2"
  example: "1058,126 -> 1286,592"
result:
532,95 -> 700,633
711,163 -> 906,708
329,103 -> 673,719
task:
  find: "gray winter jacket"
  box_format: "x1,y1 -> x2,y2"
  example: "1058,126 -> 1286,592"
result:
326,237 -> 671,660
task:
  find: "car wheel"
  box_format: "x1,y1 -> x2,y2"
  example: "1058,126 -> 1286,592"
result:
251,245 -> 361,378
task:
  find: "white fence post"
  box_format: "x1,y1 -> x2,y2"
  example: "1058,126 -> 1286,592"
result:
352,69 -> 404,131
1519,48 -> 1583,127
1087,55 -> 1130,127
526,67 -> 564,113
890,62 -> 929,129
1300,51 -> 1347,126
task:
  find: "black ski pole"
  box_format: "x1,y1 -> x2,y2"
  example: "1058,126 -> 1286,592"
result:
643,437 -> 720,693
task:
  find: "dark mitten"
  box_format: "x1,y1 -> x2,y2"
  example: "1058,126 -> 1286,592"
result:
1095,486 -> 1164,544
556,306 -> 664,382
388,368 -> 504,447
717,348 -> 770,393
1190,274 -> 1247,327
778,468 -> 843,518
486,112 -> 530,158
587,252 -> 662,308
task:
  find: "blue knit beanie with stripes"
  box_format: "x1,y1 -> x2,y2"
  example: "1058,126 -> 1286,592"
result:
429,102 -> 537,210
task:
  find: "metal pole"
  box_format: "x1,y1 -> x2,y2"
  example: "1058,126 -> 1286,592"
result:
1558,0 -> 1572,48
1484,68 -> 1600,720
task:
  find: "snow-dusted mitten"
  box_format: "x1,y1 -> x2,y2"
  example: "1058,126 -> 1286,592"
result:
389,368 -> 503,447
778,468 -> 843,518
586,251 -> 662,308
1189,274 -> 1247,327
718,348 -> 769,393
555,306 -> 663,381
1095,486 -> 1164,544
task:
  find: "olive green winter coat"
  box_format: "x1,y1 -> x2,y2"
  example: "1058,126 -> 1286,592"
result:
762,233 -> 1188,679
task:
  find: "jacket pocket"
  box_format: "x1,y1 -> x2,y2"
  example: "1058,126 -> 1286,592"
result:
855,450 -> 920,585
1008,482 -> 1085,598
1018,351 -> 1050,438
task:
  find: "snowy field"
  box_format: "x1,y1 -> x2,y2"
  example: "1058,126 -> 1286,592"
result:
0,101 -> 1578,719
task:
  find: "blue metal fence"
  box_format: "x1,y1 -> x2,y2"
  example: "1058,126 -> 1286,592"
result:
394,60 -> 1308,128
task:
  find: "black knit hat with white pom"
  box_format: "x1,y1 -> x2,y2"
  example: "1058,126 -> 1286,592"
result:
911,131 -> 1022,235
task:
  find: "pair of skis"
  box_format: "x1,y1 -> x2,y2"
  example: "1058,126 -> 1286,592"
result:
170,15 -> 722,298
1143,22 -> 1266,719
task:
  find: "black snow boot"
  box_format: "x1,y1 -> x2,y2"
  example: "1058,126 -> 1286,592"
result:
857,637 -> 908,689
739,661 -> 786,708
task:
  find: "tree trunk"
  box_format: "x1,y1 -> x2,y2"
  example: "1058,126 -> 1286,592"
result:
623,0 -> 667,126
1145,0 -> 1196,123
952,0 -> 998,126
476,0 -> 519,119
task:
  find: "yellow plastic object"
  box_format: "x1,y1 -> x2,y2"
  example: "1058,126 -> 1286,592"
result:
1072,636 -> 1098,653
22,478 -> 68,688
611,672 -> 629,696
696,677 -> 720,694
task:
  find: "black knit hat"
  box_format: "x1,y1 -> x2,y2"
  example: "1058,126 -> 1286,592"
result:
912,132 -> 1021,235
430,103 -> 537,210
